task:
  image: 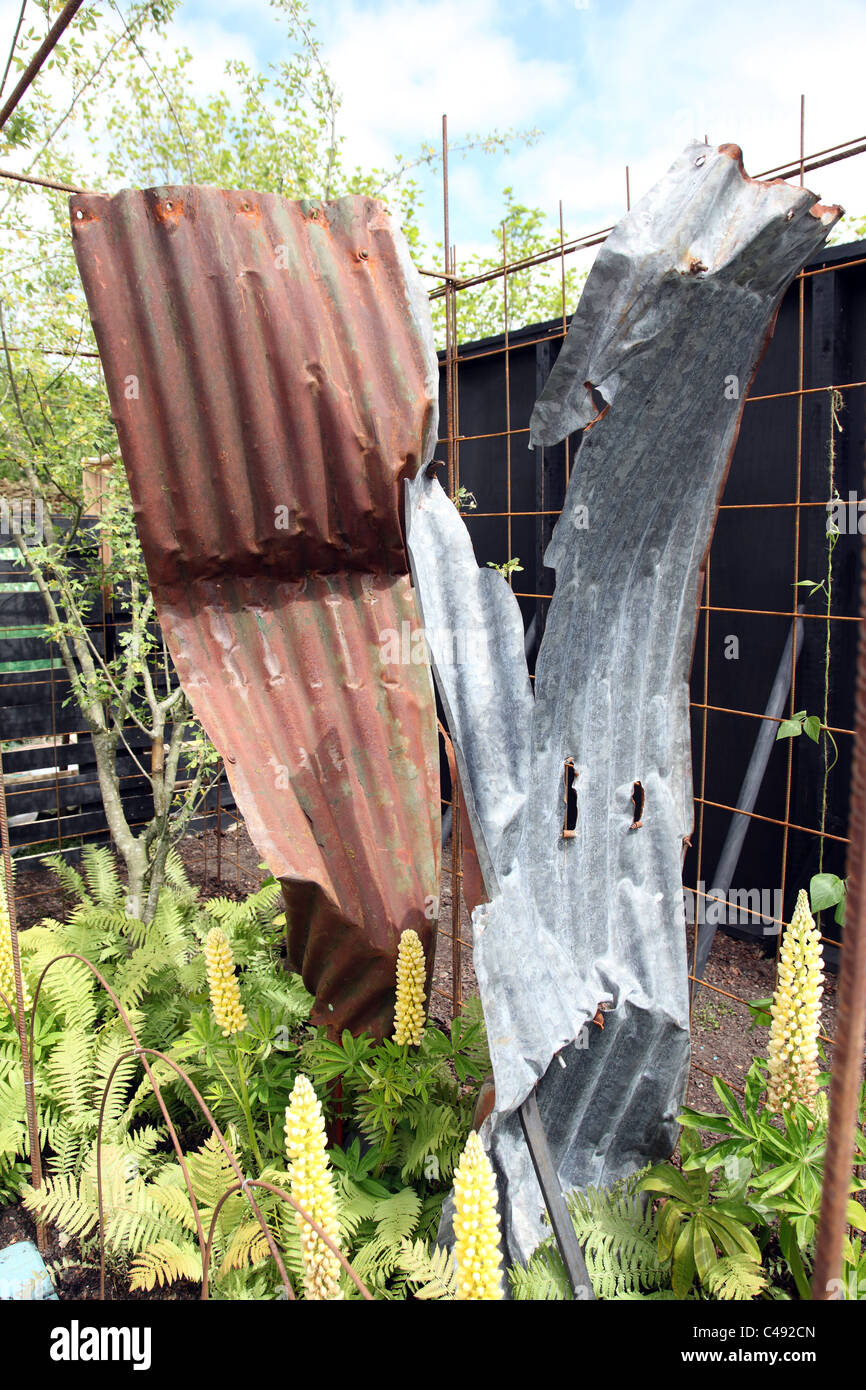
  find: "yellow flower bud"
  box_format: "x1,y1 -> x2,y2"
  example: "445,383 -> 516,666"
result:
393,928 -> 427,1046
284,1074 -> 343,1300
453,1131 -> 504,1300
204,927 -> 248,1037
767,890 -> 824,1112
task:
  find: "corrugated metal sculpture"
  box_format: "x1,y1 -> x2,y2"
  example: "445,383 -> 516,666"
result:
406,142 -> 840,1263
71,188 -> 441,1038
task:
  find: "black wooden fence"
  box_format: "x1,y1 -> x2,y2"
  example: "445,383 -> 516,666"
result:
0,515 -> 233,862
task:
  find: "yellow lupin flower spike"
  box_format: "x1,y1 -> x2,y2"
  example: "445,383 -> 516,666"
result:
284,1074 -> 343,1300
393,928 -> 426,1045
767,889 -> 824,1112
204,927 -> 248,1037
453,1130 -> 504,1300
0,865 -> 31,1021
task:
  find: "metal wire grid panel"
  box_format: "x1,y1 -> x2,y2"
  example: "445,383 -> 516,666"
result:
427,117 -> 866,1070
0,121 -> 862,1065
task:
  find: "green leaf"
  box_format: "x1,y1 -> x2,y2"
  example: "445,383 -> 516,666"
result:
707,1211 -> 762,1264
657,1199 -> 684,1265
810,873 -> 846,913
803,716 -> 822,744
779,1218 -> 812,1300
677,1105 -> 734,1136
692,1215 -> 716,1283
640,1164 -> 693,1204
671,1223 -> 697,1300
712,1076 -> 744,1122
747,997 -> 773,1029
776,720 -> 803,740
752,1161 -> 800,1199
846,1200 -> 866,1234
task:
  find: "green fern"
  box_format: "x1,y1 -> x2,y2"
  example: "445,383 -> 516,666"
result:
130,1237 -> 201,1291
511,1171 -> 664,1301
703,1255 -> 768,1300
509,1242 -> 571,1301
397,1238 -> 458,1300
80,846 -> 124,909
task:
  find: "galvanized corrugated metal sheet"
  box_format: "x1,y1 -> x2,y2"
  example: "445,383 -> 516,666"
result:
408,142 -> 841,1263
71,187 -> 441,1037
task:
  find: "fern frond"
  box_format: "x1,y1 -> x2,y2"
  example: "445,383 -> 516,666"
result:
91,1024 -> 139,1124
372,1188 -> 422,1244
704,1255 -> 767,1301
186,1133 -> 244,1222
22,1171 -> 100,1240
40,854 -> 88,904
399,1104 -> 462,1182
163,848 -> 192,893
81,846 -> 124,908
566,1171 -> 662,1298
29,953 -> 97,1031
509,1245 -> 570,1301
397,1238 -> 458,1300
218,1220 -> 271,1278
44,1031 -> 97,1122
129,1238 -> 202,1291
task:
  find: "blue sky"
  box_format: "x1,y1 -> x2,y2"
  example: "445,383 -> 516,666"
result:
164,0 -> 866,254
3,0 -> 865,260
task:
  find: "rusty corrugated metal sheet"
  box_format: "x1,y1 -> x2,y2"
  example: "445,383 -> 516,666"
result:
71,187 -> 441,1036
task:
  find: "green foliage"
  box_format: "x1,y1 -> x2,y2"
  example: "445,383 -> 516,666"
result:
432,188 -> 589,345
299,995 -> 490,1190
675,1058 -> 866,1297
776,709 -> 822,744
452,485 -> 477,513
2,849 -> 491,1298
0,849 -> 311,1204
809,871 -> 846,926
397,1237 -> 458,1300
641,1136 -> 764,1300
487,557 -> 524,580
511,1171 -> 665,1301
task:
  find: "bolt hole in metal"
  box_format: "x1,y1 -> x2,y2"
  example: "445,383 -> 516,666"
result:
694,155 -> 706,167
630,780 -> 644,829
75,208 -> 83,219
562,759 -> 578,839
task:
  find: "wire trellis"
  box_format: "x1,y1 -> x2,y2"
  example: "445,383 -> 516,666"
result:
1,98 -> 865,1300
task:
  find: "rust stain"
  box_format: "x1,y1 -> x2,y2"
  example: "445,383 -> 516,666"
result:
71,186 -> 441,1037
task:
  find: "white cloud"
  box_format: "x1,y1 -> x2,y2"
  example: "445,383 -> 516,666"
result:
323,0 -> 573,169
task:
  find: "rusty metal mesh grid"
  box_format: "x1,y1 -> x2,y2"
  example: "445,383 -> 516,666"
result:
428,116 -> 866,1080
0,115 -> 865,1298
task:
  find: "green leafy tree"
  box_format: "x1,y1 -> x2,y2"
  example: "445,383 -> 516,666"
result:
1,1 -> 578,918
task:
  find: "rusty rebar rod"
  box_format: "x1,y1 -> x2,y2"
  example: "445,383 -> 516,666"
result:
0,164 -> 92,194
812,516 -> 866,1297
0,0 -> 87,130
0,742 -> 44,1250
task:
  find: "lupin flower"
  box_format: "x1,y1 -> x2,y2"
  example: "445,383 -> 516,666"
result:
0,867 -> 30,1020
204,927 -> 248,1037
767,889 -> 824,1113
393,928 -> 426,1045
284,1074 -> 343,1300
452,1130 -> 504,1300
